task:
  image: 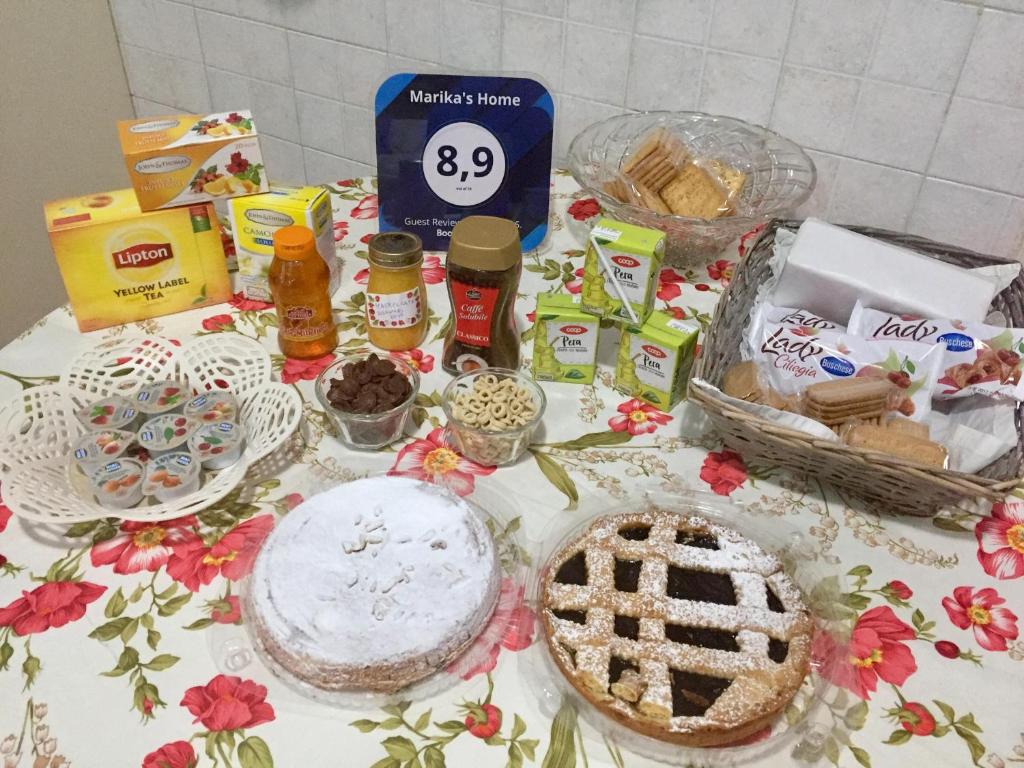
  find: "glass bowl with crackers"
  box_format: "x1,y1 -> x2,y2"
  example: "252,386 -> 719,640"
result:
567,111 -> 816,264
441,368 -> 546,466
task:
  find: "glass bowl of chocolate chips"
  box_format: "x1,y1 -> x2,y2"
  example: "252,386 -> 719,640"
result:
315,353 -> 419,449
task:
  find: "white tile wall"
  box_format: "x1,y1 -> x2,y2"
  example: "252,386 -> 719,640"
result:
112,0 -> 1024,261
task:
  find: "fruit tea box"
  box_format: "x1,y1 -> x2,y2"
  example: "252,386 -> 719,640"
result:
531,293 -> 599,383
117,110 -> 267,211
580,218 -> 665,327
615,310 -> 699,411
229,184 -> 339,302
44,189 -> 232,332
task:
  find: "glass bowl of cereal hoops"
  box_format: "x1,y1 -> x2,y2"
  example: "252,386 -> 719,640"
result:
441,369 -> 546,466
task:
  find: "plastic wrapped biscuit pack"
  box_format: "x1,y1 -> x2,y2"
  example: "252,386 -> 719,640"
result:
602,128 -> 747,220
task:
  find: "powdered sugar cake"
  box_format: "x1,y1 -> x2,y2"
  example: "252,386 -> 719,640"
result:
541,509 -> 812,747
249,476 -> 500,693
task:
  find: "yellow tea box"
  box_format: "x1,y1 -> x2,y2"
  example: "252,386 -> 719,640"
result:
44,189 -> 232,332
615,310 -> 699,411
531,294 -> 598,383
117,111 -> 267,211
229,185 -> 340,302
581,218 -> 665,326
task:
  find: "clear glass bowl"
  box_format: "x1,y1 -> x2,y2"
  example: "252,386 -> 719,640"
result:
315,354 -> 420,450
566,111 -> 816,264
441,368 -> 546,466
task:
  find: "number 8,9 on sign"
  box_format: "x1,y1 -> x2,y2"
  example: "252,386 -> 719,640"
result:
422,121 -> 506,207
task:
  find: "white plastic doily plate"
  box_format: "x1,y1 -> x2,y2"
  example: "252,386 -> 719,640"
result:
0,334 -> 301,524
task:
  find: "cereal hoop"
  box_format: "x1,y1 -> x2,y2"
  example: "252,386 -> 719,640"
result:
0,334 -> 301,524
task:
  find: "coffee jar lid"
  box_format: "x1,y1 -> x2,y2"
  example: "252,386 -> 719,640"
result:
448,216 -> 521,271
368,231 -> 423,268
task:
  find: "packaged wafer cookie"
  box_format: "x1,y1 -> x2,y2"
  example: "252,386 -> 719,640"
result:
848,301 -> 1024,401
751,321 -> 944,420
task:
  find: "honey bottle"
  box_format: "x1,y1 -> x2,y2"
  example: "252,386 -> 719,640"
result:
442,216 -> 522,374
269,225 -> 338,359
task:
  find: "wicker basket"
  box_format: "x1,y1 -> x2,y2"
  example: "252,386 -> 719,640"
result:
690,220 -> 1024,516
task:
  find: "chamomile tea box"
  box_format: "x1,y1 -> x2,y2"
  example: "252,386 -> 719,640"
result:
580,218 -> 665,327
229,184 -> 339,302
531,294 -> 599,383
615,310 -> 699,411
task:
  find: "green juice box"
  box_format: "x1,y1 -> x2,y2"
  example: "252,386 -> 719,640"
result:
531,294 -> 599,383
581,218 -> 665,327
615,310 -> 699,411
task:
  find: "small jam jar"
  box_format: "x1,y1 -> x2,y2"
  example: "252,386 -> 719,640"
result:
189,421 -> 246,470
76,396 -> 139,432
143,452 -> 200,502
134,379 -> 191,416
365,232 -> 428,352
184,391 -> 239,424
90,459 -> 145,509
138,414 -> 199,457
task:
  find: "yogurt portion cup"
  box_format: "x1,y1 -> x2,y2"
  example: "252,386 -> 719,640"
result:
76,395 -> 139,432
189,421 -> 246,469
143,452 -> 200,502
137,414 -> 199,457
184,391 -> 239,424
134,379 -> 191,416
70,429 -> 135,470
90,458 -> 145,509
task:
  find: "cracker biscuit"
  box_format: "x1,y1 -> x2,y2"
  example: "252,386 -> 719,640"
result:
603,178 -> 629,203
707,159 -> 747,198
632,179 -> 672,214
622,129 -> 688,193
661,163 -> 729,219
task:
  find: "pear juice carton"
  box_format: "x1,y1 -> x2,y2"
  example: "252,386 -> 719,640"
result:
531,294 -> 599,383
580,218 -> 665,327
44,189 -> 232,332
615,310 -> 699,411
117,111 -> 267,211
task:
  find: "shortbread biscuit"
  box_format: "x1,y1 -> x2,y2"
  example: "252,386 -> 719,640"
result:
722,362 -> 761,402
844,424 -> 948,468
883,418 -> 930,440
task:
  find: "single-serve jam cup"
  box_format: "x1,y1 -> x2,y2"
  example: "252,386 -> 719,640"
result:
441,369 -> 546,466
70,429 -> 135,470
188,421 -> 245,469
134,379 -> 191,416
137,414 -> 199,457
144,452 -> 200,502
184,391 -> 239,424
76,395 -> 139,432
90,458 -> 145,509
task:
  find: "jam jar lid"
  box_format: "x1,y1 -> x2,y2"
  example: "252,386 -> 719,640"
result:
368,232 -> 423,268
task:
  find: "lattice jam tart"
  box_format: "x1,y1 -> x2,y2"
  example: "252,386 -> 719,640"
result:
540,510 -> 813,747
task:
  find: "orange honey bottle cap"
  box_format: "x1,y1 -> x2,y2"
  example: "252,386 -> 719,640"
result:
273,225 -> 317,260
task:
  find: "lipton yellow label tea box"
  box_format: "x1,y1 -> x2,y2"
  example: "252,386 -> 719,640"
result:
117,111 -> 268,211
45,189 -> 232,332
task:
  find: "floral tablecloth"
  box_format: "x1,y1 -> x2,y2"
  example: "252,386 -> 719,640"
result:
1,173 -> 1022,768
